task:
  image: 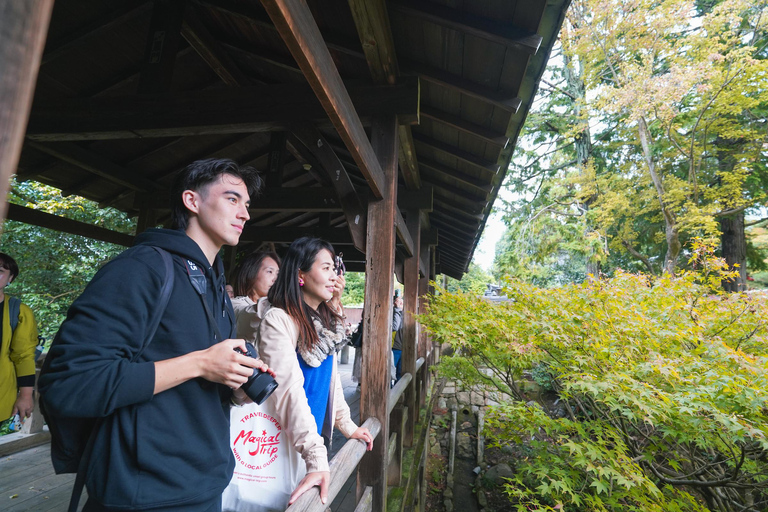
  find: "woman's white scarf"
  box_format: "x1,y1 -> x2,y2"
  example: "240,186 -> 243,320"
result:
299,315 -> 347,367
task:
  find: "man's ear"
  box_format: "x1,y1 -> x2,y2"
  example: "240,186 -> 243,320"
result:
181,190 -> 199,215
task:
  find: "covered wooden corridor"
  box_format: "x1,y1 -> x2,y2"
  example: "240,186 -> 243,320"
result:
0,1 -> 569,511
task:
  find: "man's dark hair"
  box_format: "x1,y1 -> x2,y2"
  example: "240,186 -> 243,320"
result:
0,253 -> 19,281
170,158 -> 262,230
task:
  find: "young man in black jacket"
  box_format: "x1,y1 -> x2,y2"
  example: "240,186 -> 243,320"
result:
39,159 -> 270,512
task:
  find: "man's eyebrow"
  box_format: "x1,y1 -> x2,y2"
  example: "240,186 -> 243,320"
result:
224,190 -> 251,206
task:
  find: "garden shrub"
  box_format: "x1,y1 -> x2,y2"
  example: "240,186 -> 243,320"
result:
420,243 -> 768,511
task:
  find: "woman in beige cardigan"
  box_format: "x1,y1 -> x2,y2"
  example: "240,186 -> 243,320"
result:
251,237 -> 373,506
229,250 -> 280,344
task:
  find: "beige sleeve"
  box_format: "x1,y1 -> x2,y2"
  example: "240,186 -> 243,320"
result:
234,302 -> 260,344
258,309 -> 329,473
333,367 -> 359,438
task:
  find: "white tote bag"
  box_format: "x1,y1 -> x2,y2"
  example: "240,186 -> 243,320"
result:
222,399 -> 306,512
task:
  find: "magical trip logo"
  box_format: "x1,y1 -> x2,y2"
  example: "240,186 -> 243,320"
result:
231,410 -> 282,472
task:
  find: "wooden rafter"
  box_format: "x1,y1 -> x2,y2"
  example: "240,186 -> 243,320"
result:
389,0 -> 542,54
412,132 -> 499,173
347,0 -> 421,191
41,1 -> 153,65
26,78 -> 419,141
419,158 -> 494,193
401,59 -> 522,113
138,0 -> 186,94
420,106 -> 508,148
260,0 -> 388,199
6,203 -> 134,247
26,141 -> 159,192
240,226 -> 353,244
181,6 -> 252,86
291,126 -> 367,251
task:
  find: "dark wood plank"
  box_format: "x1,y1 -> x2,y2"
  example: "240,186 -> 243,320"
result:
26,141 -> 160,192
347,0 -> 421,191
419,157 -> 494,192
402,207 -> 421,447
260,0 -> 388,199
357,115 -> 398,512
412,132 -> 499,173
41,2 -> 152,65
0,0 -> 55,223
181,5 -> 253,86
138,0 -> 187,94
401,58 -> 521,113
26,78 -> 419,141
266,131 -> 288,188
7,203 -> 135,246
389,0 -> 542,54
394,207 -> 414,258
421,106 -> 508,148
239,226 -> 353,244
290,127 -> 367,252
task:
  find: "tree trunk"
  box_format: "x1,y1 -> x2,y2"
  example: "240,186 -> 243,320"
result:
720,211 -> 746,292
637,117 -> 680,274
564,49 -> 600,278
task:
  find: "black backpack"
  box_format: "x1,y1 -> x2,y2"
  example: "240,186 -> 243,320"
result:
38,246 -> 175,512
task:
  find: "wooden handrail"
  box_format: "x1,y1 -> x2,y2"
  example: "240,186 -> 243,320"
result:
354,486 -> 373,512
388,373 -> 413,414
416,357 -> 425,372
286,417 -> 382,512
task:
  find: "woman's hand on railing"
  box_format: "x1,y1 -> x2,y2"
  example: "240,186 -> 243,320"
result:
349,426 -> 374,450
289,470 -> 331,505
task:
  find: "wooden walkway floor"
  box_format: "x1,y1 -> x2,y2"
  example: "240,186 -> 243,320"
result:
0,348 -> 362,512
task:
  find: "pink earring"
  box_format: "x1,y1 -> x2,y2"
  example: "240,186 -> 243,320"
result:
298,278 -> 304,287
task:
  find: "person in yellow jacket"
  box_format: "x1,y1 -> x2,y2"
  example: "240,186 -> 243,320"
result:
0,252 -> 38,426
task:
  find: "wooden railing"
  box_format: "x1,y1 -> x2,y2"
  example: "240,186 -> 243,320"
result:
286,356 -> 428,512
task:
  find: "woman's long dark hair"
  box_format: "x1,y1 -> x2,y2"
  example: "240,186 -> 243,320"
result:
267,237 -> 342,352
232,250 -> 280,298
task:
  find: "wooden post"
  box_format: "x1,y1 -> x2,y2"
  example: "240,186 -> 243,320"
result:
0,0 -> 55,226
357,115 -> 398,512
402,208 -> 421,447
138,0 -> 186,94
418,245 -> 431,406
387,404 -> 406,486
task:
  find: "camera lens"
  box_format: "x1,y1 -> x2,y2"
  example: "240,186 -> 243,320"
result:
234,344 -> 279,405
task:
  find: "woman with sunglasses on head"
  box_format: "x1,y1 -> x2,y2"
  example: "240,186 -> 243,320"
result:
256,237 -> 373,506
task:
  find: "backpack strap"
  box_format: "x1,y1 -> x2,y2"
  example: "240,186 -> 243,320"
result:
8,296 -> 21,333
67,246 -> 175,512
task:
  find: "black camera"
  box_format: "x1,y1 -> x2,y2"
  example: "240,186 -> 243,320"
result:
234,343 -> 278,405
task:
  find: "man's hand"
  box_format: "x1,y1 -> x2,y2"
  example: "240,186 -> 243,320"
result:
153,339 -> 274,395
198,339 -> 272,388
12,387 -> 34,418
288,470 -> 330,505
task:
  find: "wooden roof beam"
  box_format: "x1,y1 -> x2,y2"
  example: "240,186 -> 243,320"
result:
240,226 -> 353,244
26,78 -> 419,141
412,132 -> 499,173
26,141 -> 160,192
389,0 -> 542,55
401,59 -> 521,113
181,5 -> 253,86
419,158 -> 493,193
138,0 -> 186,94
7,203 -> 134,247
394,207 -> 414,257
41,2 -> 153,65
348,0 -> 421,191
420,106 -> 508,148
291,127 -> 367,251
260,0 -> 389,199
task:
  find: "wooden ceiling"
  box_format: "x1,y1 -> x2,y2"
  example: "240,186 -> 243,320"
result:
14,0 -> 569,279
